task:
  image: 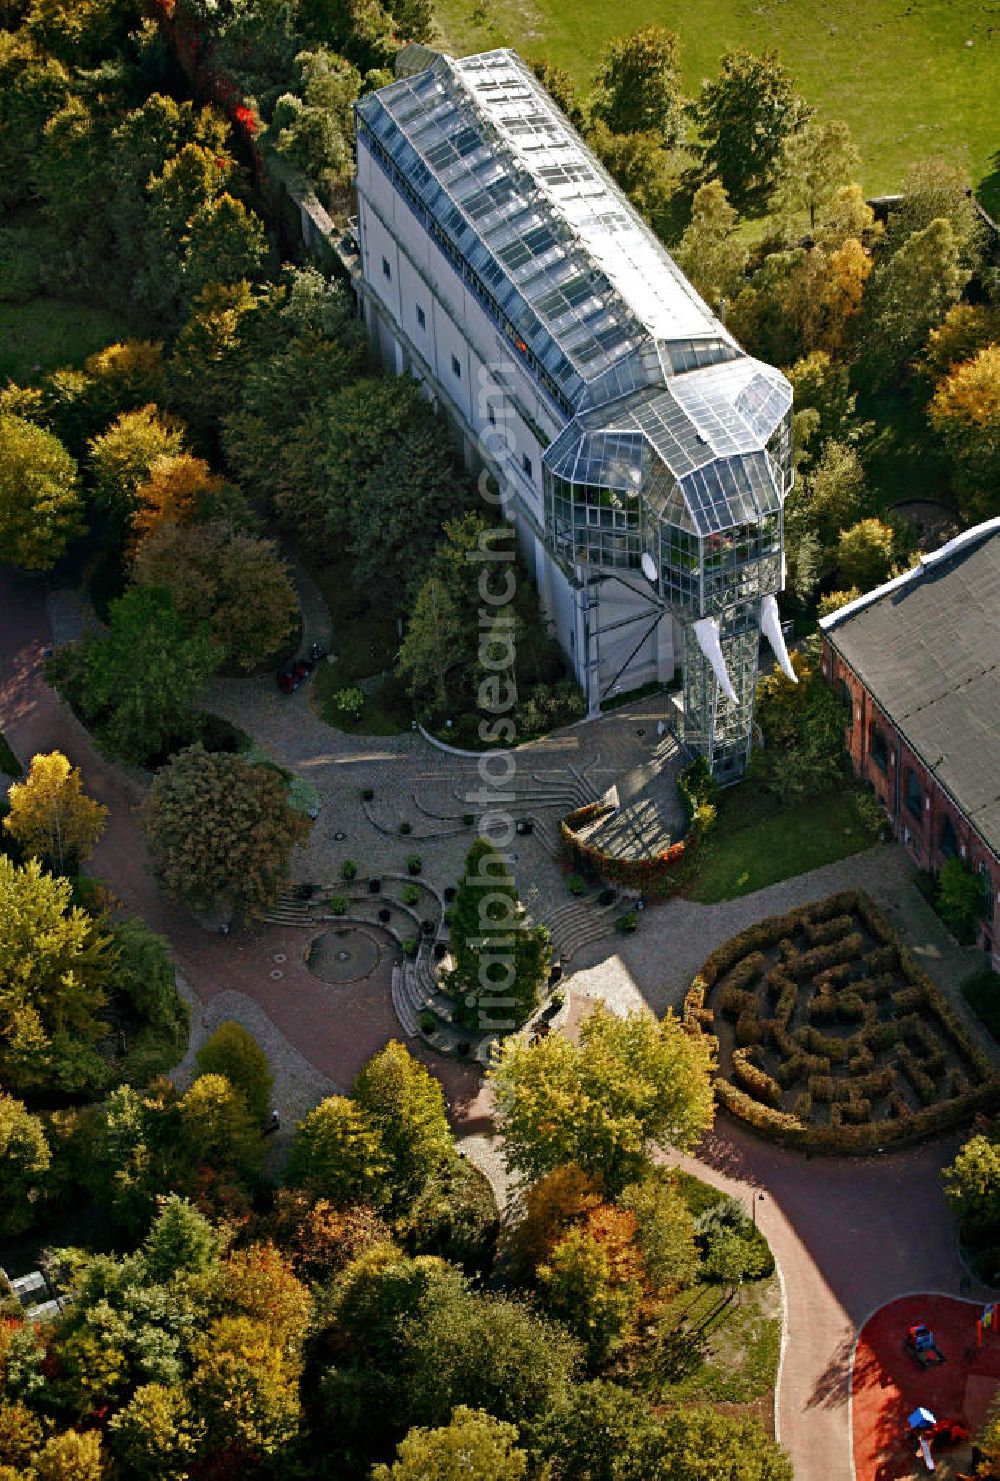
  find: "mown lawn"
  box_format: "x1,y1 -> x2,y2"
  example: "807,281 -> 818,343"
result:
688,785 -> 877,903
433,0 -> 999,202
0,299 -> 134,385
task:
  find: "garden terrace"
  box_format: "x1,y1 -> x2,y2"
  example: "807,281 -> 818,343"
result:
683,890 -> 999,1153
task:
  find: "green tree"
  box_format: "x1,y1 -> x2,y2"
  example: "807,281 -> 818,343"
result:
537,1380 -> 663,1481
50,588 -> 220,766
196,1021 -> 273,1124
189,1315 -> 300,1457
446,838 -> 552,1030
886,155 -> 985,261
937,857 -> 986,941
142,745 -> 310,919
353,1041 -> 453,1204
0,857 -> 111,1094
0,1397 -> 43,1468
181,194 -> 269,309
269,47 -> 360,209
835,517 -> 896,591
649,1407 -> 792,1481
0,1093 -> 51,1236
621,1172 -> 699,1294
586,122 -> 681,225
805,438 -> 868,554
591,25 -> 684,141
143,1193 -> 220,1283
694,49 -> 810,206
786,350 -> 857,447
490,1004 -> 715,1192
944,1133 -> 1000,1234
107,918 -> 185,1037
773,116 -> 859,230
372,1407 -> 528,1481
346,410 -> 471,603
530,57 -> 586,130
33,1428 -> 104,1481
87,405 -> 185,532
673,179 -> 747,308
538,1216 -> 642,1365
131,519 -> 298,671
929,344 -> 1000,522
856,218 -> 968,390
0,414 -> 85,570
285,1095 -> 388,1205
108,1383 -> 204,1481
167,280 -> 260,442
397,575 -> 464,713
178,1073 -> 264,1184
3,751 -> 107,874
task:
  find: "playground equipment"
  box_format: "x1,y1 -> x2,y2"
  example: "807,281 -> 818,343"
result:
906,1324 -> 947,1368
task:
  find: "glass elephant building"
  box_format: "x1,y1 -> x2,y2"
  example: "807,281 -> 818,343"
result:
353,46 -> 796,779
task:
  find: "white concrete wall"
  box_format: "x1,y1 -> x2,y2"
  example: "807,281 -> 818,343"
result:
356,137 -> 678,708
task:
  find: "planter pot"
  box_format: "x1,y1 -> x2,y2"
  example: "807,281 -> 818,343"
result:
421,920 -> 434,935
433,941 -> 447,961
368,879 -> 381,895
548,963 -> 563,985
378,908 -> 390,923
444,886 -> 457,903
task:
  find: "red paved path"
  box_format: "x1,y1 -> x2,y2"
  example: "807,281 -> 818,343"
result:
853,1294 -> 1000,1481
1,566 -> 993,1481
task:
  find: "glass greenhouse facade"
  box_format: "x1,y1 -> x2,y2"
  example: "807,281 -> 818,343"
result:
355,47 -> 795,779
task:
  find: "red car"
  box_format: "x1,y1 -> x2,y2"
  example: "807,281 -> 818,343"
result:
276,659 -> 314,694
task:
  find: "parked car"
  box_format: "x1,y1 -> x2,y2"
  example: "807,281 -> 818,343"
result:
277,658 -> 315,694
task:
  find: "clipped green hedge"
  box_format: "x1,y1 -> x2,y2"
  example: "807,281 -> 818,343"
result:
682,888 -> 1000,1153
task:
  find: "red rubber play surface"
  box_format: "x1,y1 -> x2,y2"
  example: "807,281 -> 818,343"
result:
853,1294 -> 1000,1480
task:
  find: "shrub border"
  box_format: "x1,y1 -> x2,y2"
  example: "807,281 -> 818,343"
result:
682,889 -> 1000,1154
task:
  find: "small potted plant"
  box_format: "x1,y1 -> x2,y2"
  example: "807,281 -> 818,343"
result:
402,937 -> 418,958
615,911 -> 638,934
400,821 -> 412,835
328,895 -> 348,916
419,1010 -> 436,1035
342,860 -> 358,881
598,888 -> 615,907
401,883 -> 420,906
407,853 -> 423,876
378,907 -> 391,923
368,877 -> 381,895
444,886 -> 457,903
568,874 -> 586,896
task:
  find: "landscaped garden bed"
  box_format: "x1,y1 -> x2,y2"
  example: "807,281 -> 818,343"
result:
683,889 -> 1000,1153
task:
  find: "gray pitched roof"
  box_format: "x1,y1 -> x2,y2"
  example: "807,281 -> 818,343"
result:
821,522 -> 1000,856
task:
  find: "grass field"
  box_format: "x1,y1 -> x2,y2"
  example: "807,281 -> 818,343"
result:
0,299 -> 134,385
433,0 -> 999,203
688,785 -> 877,903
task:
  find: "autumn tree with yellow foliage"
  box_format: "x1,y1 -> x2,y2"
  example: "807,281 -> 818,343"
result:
929,344 -> 1000,521
4,751 -> 108,875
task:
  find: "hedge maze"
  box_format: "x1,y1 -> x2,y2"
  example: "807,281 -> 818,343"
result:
684,891 -> 999,1152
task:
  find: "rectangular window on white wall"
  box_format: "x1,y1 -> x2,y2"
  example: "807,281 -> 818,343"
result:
487,405 -> 496,425
451,354 -> 461,379
416,305 -> 426,329
382,257 -> 391,280
522,454 -> 533,481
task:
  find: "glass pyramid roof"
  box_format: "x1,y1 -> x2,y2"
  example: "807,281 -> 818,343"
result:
356,48 -> 741,413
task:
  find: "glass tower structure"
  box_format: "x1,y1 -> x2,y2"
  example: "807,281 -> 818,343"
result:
356,48 -> 794,780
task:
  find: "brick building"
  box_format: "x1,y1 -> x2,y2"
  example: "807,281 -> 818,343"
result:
819,519 -> 1000,970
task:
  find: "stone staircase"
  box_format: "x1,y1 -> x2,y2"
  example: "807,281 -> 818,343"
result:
541,890 -> 633,962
